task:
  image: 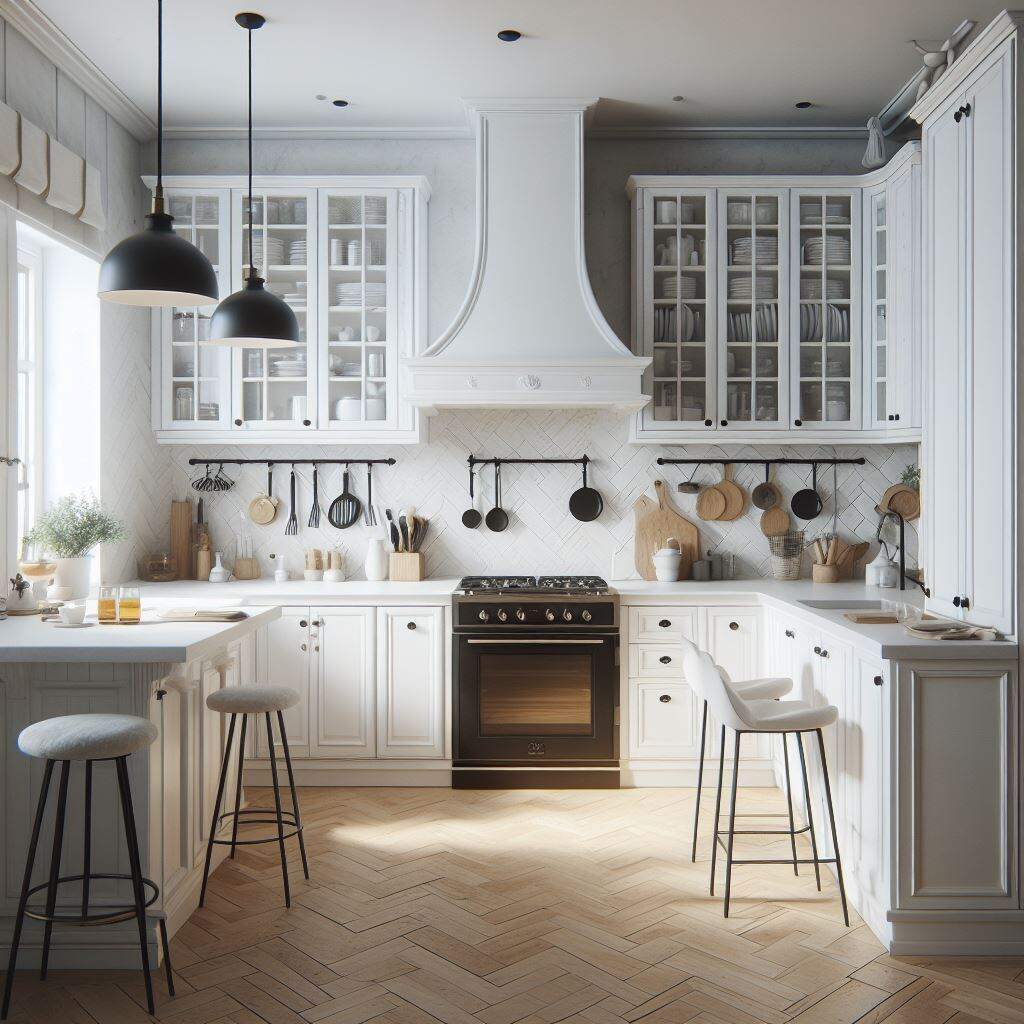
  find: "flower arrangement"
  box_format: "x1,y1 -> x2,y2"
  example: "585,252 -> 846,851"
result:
26,493 -> 126,559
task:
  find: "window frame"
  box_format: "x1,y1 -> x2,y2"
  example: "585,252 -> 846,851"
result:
14,242 -> 43,553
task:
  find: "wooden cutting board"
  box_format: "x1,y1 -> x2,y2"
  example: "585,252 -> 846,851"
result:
170,500 -> 193,580
634,480 -> 700,581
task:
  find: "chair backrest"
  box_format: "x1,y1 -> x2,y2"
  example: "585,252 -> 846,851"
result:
679,635 -> 752,732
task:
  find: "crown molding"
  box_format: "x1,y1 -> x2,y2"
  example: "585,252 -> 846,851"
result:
162,124 -> 473,141
0,0 -> 153,139
588,124 -> 868,140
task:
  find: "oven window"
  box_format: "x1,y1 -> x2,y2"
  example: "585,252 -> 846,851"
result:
479,653 -> 593,735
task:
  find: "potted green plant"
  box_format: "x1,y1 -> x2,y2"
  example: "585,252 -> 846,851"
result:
26,493 -> 126,599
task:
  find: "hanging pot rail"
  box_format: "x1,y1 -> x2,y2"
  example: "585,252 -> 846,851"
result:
656,457 -> 864,468
187,458 -> 397,468
467,455 -> 590,468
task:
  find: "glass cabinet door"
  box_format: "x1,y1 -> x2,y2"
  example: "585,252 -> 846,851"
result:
791,190 -> 860,428
865,188 -> 890,428
162,190 -> 230,429
318,190 -> 398,428
717,189 -> 788,428
231,188 -> 318,428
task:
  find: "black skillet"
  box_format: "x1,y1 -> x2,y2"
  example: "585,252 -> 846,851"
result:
485,463 -> 509,532
791,463 -> 823,521
328,467 -> 362,529
462,465 -> 482,528
568,460 -> 603,522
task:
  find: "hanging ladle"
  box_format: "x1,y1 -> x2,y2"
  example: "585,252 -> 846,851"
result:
485,463 -> 509,532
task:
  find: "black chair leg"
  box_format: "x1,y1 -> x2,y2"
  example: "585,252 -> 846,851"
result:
39,760 -> 70,980
722,731 -> 742,918
115,757 -> 155,1015
277,711 -> 309,880
265,713 -> 291,907
796,732 -> 822,891
229,715 -> 248,859
816,729 -> 850,927
82,761 -> 93,916
158,917 -> 175,996
781,733 -> 799,876
1,759 -> 55,1020
199,713 -> 237,908
691,700 -> 708,863
709,725 -> 726,896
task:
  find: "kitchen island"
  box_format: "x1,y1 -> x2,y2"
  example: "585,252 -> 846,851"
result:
0,605 -> 280,968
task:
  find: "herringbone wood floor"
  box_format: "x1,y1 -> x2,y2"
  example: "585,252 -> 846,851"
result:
4,786 -> 1024,1023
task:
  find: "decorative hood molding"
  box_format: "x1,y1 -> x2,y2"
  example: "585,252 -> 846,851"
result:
403,98 -> 650,413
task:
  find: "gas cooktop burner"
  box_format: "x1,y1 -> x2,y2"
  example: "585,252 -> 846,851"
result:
457,575 -> 609,595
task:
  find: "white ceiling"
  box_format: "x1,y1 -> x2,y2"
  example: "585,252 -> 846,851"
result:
29,0 -> 1009,133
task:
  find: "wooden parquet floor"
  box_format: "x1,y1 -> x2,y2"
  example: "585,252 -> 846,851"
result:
4,786 -> 1024,1024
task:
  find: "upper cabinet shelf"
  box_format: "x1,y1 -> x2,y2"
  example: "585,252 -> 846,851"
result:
147,175 -> 430,445
627,147 -> 921,444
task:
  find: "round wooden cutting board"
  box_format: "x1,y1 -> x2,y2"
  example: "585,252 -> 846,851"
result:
696,485 -> 726,521
760,505 -> 791,537
634,480 -> 701,580
717,465 -> 746,522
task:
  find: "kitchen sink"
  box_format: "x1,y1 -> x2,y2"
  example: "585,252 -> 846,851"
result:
798,600 -> 886,610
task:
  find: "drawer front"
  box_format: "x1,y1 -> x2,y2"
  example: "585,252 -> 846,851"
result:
630,681 -> 700,758
629,644 -> 685,678
629,606 -> 699,643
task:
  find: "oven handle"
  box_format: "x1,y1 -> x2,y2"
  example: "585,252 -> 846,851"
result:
465,638 -> 607,645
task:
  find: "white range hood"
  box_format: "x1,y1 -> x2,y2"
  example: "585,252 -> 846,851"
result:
403,98 -> 650,414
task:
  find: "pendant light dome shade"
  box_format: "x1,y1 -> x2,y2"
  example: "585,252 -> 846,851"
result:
208,270 -> 300,347
98,209 -> 219,306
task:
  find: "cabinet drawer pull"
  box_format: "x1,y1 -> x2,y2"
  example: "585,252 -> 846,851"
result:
784,629 -> 795,639
302,419 -> 311,427
407,621 -> 417,630
813,645 -> 821,655
873,675 -> 883,687
729,621 -> 739,631
820,649 -> 829,659
299,619 -> 308,628
659,655 -> 672,664
234,418 -> 243,426
658,619 -> 672,628
961,596 -> 970,610
659,694 -> 672,703
952,596 -> 961,607
300,643 -> 307,652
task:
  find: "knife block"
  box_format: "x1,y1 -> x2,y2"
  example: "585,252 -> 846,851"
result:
389,552 -> 423,582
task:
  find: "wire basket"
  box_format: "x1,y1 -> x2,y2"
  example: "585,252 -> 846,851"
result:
768,531 -> 805,580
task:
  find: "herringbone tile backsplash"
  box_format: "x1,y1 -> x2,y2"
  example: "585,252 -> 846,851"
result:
170,410 -> 918,581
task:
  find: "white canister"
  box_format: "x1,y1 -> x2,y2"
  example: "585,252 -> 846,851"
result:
365,538 -> 388,581
865,546 -> 890,586
652,546 -> 683,582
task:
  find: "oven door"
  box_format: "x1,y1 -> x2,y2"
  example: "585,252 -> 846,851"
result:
455,634 -> 618,764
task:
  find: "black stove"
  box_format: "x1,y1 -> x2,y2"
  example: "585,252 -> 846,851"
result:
457,575 -> 609,596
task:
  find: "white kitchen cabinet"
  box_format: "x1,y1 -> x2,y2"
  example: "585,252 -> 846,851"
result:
376,606 -> 445,758
254,608 -> 313,758
628,606 -> 699,643
630,682 -> 701,758
705,608 -> 760,682
147,175 -> 429,444
917,35 -> 1016,636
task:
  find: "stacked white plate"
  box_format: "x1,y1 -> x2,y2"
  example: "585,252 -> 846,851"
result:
653,304 -> 705,344
270,357 -> 306,377
367,237 -> 386,265
662,276 -> 697,300
800,278 -> 846,300
727,302 -> 777,343
334,282 -> 363,305
800,201 -> 848,225
288,239 -> 308,266
728,276 -> 775,300
731,237 -> 778,265
363,283 -> 387,306
803,237 -> 850,265
365,197 -> 387,224
800,303 -> 850,343
250,235 -> 285,266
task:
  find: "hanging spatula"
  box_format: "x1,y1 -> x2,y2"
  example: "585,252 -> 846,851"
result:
328,467 -> 362,529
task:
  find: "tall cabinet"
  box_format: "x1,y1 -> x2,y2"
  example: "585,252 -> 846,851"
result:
915,18 -> 1018,637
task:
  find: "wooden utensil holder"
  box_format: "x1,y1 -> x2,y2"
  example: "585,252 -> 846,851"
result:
233,556 -> 261,580
389,552 -> 423,582
812,563 -> 840,583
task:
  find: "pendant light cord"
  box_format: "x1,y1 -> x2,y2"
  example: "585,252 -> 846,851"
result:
155,0 -> 163,198
247,22 -> 254,275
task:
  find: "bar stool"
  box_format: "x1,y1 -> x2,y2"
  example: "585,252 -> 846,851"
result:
685,644 -> 849,925
2,713 -> 174,1020
199,686 -> 308,909
681,636 -> 795,862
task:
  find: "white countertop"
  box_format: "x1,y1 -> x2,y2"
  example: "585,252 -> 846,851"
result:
0,605 -> 281,663
136,578 -> 460,604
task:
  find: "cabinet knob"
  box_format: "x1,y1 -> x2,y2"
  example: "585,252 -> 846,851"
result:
234,418 -> 243,426
659,694 -> 672,703
813,645 -> 821,655
302,418 -> 312,427
704,419 -> 713,427
299,619 -> 308,627
952,596 -> 961,607
873,675 -> 883,687
300,643 -> 307,651
659,655 -> 672,664
720,419 -> 728,427
962,596 -> 970,610
729,621 -> 739,631
887,414 -> 894,421
784,629 -> 795,639
794,418 -> 802,427
407,621 -> 417,630
658,619 -> 672,628
820,649 -> 829,659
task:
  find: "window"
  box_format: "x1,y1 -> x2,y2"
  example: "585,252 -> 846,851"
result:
15,247 -> 42,550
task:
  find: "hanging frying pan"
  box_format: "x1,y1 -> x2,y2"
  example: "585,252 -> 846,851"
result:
248,464 -> 279,526
791,463 -> 824,521
751,465 -> 780,510
485,463 -> 509,532
462,465 -> 483,528
568,461 -> 603,522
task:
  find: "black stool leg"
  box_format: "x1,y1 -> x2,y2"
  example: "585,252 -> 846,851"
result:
816,729 -> 850,927
1,759 -> 55,1020
82,761 -> 93,917
116,757 -> 155,1015
277,711 -> 309,880
158,918 -> 175,996
691,700 -> 708,862
709,725 -> 726,895
781,733 -> 799,876
199,713 -> 237,908
229,715 -> 248,859
796,732 -> 822,891
265,713 -> 291,906
39,760 -> 70,980
723,731 -> 742,918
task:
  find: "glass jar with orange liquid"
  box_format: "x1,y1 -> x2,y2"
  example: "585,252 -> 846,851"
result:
97,586 -> 118,623
117,586 -> 141,624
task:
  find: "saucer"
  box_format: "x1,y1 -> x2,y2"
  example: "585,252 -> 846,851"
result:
53,622 -> 94,629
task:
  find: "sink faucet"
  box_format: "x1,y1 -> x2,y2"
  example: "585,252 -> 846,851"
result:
878,510 -> 926,593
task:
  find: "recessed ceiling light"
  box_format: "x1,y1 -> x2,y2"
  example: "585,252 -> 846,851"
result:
332,99 -> 349,107
795,100 -> 813,109
497,29 -> 522,42
315,94 -> 326,101
672,95 -> 685,102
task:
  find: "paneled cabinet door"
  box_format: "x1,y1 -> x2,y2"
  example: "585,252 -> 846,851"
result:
809,632 -> 851,858
888,160 -> 922,429
630,682 -> 699,758
255,608 -> 312,758
311,607 -> 376,758
376,607 -> 444,758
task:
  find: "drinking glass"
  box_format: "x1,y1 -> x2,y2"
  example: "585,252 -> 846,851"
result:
117,586 -> 141,624
97,586 -> 117,623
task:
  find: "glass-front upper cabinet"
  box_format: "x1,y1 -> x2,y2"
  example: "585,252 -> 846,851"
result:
790,190 -> 861,429
717,189 -> 788,429
158,190 -> 231,430
865,185 -> 890,428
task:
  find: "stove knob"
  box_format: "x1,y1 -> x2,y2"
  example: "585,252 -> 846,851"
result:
497,608 -> 509,623
581,609 -> 593,623
562,608 -> 573,623
544,608 -> 556,622
515,608 -> 526,622
477,609 -> 490,623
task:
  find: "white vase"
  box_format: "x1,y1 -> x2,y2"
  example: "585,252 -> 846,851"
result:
364,539 -> 388,581
51,556 -> 92,600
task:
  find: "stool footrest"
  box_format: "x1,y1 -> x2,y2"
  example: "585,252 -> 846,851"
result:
212,806 -> 303,847
24,873 -> 159,927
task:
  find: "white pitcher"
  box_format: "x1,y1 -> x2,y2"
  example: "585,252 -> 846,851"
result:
364,538 -> 389,581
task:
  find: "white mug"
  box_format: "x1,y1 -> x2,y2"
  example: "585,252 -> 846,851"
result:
365,325 -> 382,343
59,603 -> 86,625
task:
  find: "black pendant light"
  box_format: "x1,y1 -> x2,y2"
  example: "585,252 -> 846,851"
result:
98,0 -> 218,307
207,12 -> 300,348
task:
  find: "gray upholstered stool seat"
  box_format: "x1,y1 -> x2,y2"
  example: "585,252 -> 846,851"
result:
206,685 -> 300,715
18,714 -> 158,762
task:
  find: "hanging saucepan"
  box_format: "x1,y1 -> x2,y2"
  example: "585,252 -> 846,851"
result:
791,463 -> 823,521
568,460 -> 603,522
462,465 -> 483,528
485,463 -> 509,532
751,465 -> 779,510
